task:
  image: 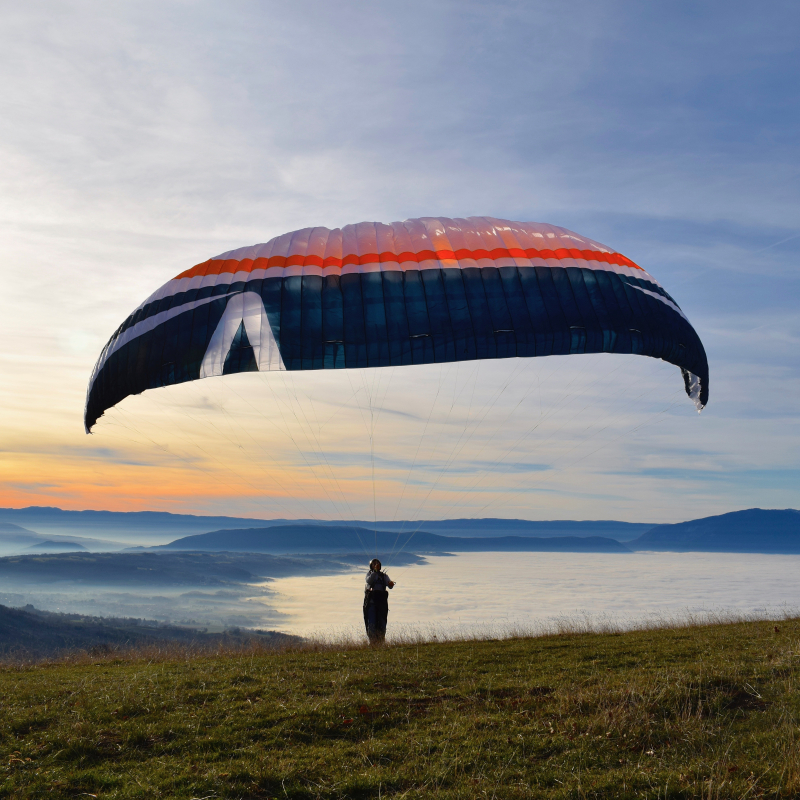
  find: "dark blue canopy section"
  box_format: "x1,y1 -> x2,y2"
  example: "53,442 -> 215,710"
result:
85,264 -> 708,431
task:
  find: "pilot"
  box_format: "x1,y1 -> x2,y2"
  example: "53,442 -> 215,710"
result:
363,558 -> 395,644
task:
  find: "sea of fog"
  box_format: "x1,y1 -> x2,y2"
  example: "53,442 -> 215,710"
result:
263,552 -> 800,640
4,552 -> 798,638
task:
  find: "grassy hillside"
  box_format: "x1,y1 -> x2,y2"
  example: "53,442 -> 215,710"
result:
1,619 -> 798,798
0,604 -> 297,660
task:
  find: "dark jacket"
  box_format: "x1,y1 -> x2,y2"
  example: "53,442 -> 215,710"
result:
365,570 -> 392,592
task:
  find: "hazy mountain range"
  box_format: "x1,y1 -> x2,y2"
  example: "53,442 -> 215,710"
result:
0,520 -> 130,553
0,507 -> 797,555
0,507 -> 653,549
628,509 -> 800,553
157,525 -> 630,554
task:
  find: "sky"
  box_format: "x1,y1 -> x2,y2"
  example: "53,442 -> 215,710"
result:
1,0 -> 799,523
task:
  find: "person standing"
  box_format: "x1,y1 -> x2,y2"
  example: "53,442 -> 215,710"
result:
363,558 -> 395,644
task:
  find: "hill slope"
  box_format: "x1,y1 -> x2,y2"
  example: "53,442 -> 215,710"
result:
630,508 -> 800,552
1,619 -> 797,798
0,604 -> 296,659
159,524 -> 631,553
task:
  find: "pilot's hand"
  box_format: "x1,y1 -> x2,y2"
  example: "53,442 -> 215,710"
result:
388,580 -> 396,588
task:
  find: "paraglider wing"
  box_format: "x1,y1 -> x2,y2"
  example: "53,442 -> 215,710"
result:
85,216 -> 708,431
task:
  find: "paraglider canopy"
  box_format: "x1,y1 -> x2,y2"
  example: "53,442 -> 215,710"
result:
85,216 -> 708,432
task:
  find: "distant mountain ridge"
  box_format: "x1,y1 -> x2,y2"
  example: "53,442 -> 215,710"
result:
0,507 -> 276,542
165,509 -> 800,555
157,525 -> 631,554
630,509 -> 800,553
3,507 -> 797,553
0,507 -> 653,544
26,541 -> 87,552
0,520 -> 130,554
0,522 -> 42,546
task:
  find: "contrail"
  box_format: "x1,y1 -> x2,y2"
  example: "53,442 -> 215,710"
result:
754,232 -> 800,254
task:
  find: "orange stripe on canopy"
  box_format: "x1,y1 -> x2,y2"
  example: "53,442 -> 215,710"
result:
174,247 -> 641,281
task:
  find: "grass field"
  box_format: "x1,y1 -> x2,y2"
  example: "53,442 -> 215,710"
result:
1,618 -> 798,798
